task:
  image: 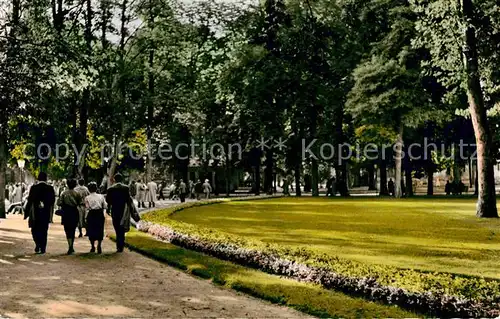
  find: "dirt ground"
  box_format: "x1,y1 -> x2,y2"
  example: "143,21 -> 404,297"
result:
0,214 -> 309,318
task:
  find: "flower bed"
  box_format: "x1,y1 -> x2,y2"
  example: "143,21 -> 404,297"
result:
137,220 -> 498,317
140,197 -> 500,317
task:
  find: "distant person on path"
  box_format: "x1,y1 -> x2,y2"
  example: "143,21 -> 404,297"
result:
282,179 -> 290,196
8,183 -> 14,203
136,180 -> 146,208
458,181 -> 465,195
178,179 -> 187,203
13,183 -> 23,204
57,179 -> 83,255
158,181 -> 165,200
445,180 -> 451,195
75,179 -> 90,238
129,180 -> 137,198
106,173 -> 137,253
25,172 -> 56,254
203,179 -> 212,199
326,177 -> 336,197
53,182 -> 59,199
287,175 -> 294,192
146,180 -> 158,208
100,174 -> 108,194
85,182 -> 107,254
189,180 -> 195,199
194,179 -> 202,200
388,179 -> 395,196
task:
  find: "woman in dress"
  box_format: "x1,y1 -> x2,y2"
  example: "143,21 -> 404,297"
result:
85,182 -> 107,254
57,179 -> 83,255
135,180 -> 146,208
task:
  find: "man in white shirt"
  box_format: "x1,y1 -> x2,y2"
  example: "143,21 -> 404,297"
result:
202,179 -> 212,199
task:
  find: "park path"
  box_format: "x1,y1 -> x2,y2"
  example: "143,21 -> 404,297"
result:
0,211 -> 309,318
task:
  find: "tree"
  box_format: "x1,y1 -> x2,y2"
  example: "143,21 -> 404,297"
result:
347,0 -> 436,198
412,0 -> 499,217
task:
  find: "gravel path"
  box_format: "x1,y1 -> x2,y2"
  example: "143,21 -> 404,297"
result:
0,214 -> 310,318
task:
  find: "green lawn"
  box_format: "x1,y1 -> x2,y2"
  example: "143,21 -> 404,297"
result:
123,230 -> 415,318
170,197 -> 500,279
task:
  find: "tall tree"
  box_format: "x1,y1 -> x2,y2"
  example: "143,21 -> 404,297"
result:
413,0 -> 499,217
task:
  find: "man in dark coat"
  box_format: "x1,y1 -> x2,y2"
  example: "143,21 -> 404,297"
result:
25,172 -> 56,254
106,173 -> 133,253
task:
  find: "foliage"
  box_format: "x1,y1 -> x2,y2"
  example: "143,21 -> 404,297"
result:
0,0 -> 498,215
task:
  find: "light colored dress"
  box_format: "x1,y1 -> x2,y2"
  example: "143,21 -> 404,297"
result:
202,182 -> 212,199
145,181 -> 158,202
136,183 -> 146,202
13,186 -> 23,203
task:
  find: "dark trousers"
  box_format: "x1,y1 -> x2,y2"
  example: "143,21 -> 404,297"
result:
113,219 -> 126,252
180,193 -> 186,203
31,223 -> 49,252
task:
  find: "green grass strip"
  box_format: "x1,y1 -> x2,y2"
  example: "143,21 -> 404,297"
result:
119,230 -> 416,319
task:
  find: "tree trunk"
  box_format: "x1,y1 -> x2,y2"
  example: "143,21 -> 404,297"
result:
100,0 -> 109,49
368,163 -> 376,190
264,148 -> 273,194
468,156 -> 473,188
71,97 -> 79,178
77,0 -> 93,180
252,147 -> 261,195
335,107 -> 349,197
405,166 -> 413,197
379,157 -> 389,196
427,162 -> 434,196
225,153 -> 231,197
460,0 -> 498,217
146,3 -> 155,184
294,163 -> 301,196
107,0 -> 128,187
0,132 -> 6,218
311,157 -> 319,196
394,123 -> 404,198
255,164 -> 261,196
452,144 -> 461,183
78,90 -> 89,180
107,136 -> 122,187
404,150 -> 413,197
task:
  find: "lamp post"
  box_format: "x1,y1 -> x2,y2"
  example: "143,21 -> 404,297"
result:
17,159 -> 25,211
17,159 -> 25,188
103,157 -> 109,190
143,155 -> 148,183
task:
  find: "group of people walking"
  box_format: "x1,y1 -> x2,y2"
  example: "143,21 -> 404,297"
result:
12,171 -> 215,256
156,179 -> 213,202
6,183 -> 26,205
25,172 -> 139,255
130,179 -> 158,208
